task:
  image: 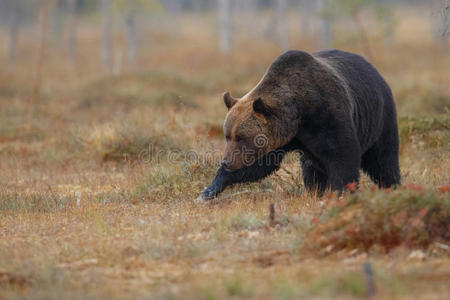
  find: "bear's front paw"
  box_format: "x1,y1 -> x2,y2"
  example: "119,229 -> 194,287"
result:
194,186 -> 218,204
194,194 -> 208,204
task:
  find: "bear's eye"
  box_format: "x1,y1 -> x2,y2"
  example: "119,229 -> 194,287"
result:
225,135 -> 231,141
235,135 -> 245,142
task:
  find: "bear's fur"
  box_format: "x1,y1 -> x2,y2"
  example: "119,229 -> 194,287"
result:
197,49 -> 401,202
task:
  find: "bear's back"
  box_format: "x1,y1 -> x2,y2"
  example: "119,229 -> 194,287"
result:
312,49 -> 391,105
312,49 -> 395,151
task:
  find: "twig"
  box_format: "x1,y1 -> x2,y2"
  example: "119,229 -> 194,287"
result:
269,203 -> 275,225
219,189 -> 274,200
363,261 -> 376,298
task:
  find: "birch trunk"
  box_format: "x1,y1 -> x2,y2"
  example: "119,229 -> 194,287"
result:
68,0 -> 78,64
276,0 -> 289,52
31,1 -> 48,104
317,0 -> 333,49
8,0 -> 19,61
101,0 -> 112,71
219,0 -> 232,53
167,0 -> 181,38
125,12 -> 137,70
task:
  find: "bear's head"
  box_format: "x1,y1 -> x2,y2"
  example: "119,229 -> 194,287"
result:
220,90 -> 297,171
219,51 -> 320,171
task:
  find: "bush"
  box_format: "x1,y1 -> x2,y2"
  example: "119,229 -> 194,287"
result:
306,187 -> 449,255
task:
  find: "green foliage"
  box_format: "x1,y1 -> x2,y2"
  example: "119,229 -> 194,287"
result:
317,0 -> 340,23
309,271 -> 366,298
399,115 -> 450,135
113,0 -> 163,14
398,114 -> 450,147
372,1 -> 398,36
319,0 -> 397,35
337,0 -> 367,15
223,276 -> 254,297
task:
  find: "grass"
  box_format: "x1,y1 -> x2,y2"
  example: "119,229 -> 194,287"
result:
0,5 -> 449,300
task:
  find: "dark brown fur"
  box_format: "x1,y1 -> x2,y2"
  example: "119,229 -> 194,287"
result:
197,49 -> 401,202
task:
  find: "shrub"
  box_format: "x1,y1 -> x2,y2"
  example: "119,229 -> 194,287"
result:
306,187 -> 449,254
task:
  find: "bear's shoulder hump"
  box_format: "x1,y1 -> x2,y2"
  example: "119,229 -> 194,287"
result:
274,50 -> 314,66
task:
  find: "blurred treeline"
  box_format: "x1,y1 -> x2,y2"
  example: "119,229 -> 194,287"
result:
0,0 -> 448,70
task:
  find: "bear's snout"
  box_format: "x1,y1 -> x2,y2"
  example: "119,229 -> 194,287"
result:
220,159 -> 232,169
221,158 -> 242,171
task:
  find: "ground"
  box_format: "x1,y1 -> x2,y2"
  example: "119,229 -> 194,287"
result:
0,7 -> 449,300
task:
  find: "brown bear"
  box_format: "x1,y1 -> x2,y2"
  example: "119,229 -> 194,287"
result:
196,49 -> 401,202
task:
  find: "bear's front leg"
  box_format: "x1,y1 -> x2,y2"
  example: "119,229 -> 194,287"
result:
195,149 -> 286,203
195,166 -> 231,203
300,120 -> 361,193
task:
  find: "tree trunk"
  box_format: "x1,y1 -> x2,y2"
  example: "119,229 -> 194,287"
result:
430,0 -> 449,51
317,0 -> 333,49
439,0 -> 449,49
167,0 -> 182,38
353,11 -> 373,61
31,1 -> 49,105
8,0 -> 20,61
68,0 -> 78,64
101,0 -> 112,71
276,0 -> 289,52
299,0 -> 312,39
125,12 -> 138,70
52,0 -> 65,46
219,0 -> 232,53
236,0 -> 258,37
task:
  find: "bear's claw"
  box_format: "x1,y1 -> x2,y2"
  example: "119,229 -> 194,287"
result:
194,186 -> 218,203
194,195 -> 207,204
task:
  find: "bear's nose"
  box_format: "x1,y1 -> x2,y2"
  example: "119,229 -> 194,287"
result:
221,159 -> 232,168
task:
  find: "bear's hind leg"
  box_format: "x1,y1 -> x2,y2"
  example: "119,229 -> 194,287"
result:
300,151 -> 328,195
361,142 -> 400,188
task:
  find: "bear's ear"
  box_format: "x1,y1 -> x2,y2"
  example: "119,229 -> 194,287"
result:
253,98 -> 272,116
223,92 -> 238,110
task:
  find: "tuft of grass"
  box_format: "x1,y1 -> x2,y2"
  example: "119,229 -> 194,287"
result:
223,276 -> 254,298
133,167 -> 194,202
306,187 -> 450,254
229,213 -> 266,231
0,190 -> 76,213
76,71 -> 206,112
398,114 -> 450,147
74,122 -> 186,163
100,132 -> 180,163
273,281 -> 296,300
309,271 -> 367,298
394,79 -> 450,114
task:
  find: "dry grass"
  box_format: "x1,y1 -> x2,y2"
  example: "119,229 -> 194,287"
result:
0,6 -> 449,299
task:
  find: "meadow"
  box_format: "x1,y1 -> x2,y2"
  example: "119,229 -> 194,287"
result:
0,6 -> 449,299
